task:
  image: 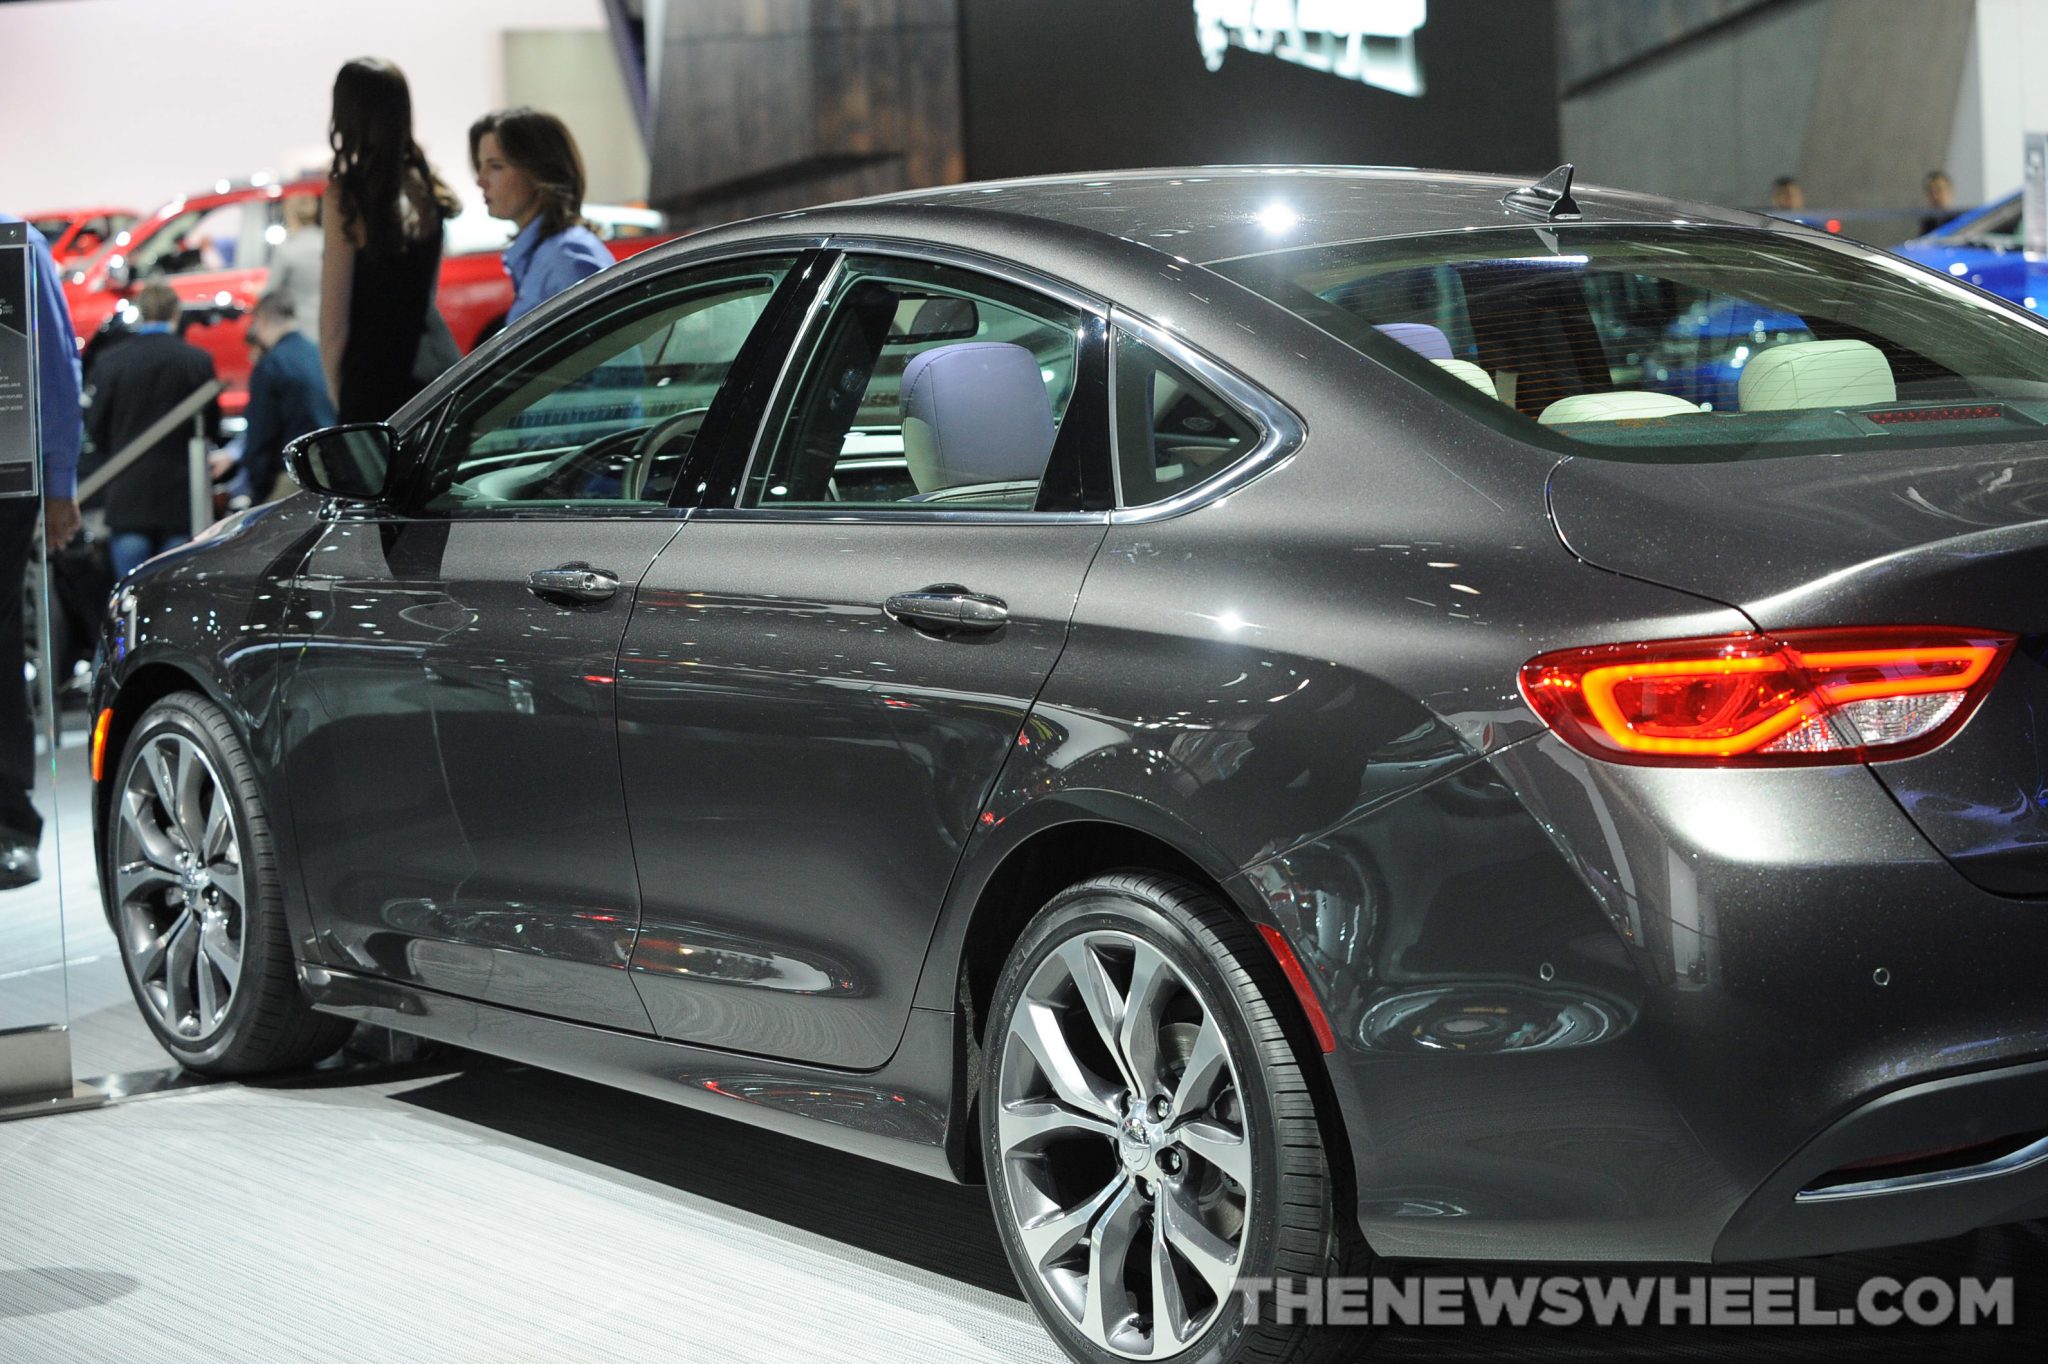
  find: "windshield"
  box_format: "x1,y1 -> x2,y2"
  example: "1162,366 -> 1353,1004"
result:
29,217 -> 70,241
1210,224 -> 2048,461
124,201 -> 250,277
1934,194 -> 2020,249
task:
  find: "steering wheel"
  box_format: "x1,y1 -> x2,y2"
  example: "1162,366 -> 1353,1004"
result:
514,426 -> 646,502
624,406 -> 711,502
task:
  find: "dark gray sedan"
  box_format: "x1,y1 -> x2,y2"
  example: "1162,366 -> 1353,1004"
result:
93,165 -> 2048,1363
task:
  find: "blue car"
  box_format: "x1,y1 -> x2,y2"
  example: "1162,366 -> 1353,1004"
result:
1637,294 -> 1812,411
1896,190 -> 2047,312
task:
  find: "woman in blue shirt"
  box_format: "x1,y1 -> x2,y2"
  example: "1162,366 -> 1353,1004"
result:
469,107 -> 613,325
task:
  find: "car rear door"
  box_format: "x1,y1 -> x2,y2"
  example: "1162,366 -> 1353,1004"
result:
616,248 -> 1114,1067
283,252 -> 805,1029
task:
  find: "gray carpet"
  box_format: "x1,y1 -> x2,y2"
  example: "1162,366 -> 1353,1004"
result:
0,1061 -> 1061,1363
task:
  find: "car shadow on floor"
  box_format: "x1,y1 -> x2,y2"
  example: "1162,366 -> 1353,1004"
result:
383,1055 -> 1023,1299
379,1056 -> 2048,1362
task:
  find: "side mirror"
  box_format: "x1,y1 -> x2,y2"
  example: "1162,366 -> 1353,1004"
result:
284,423 -> 397,503
104,257 -> 133,291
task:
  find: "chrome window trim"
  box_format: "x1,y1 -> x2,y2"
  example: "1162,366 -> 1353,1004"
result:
510,233 -> 831,345
1793,1132 -> 2048,1204
719,253 -> 847,506
725,239 -> 1108,523
692,506 -> 1109,527
814,235 -> 1111,315
1106,317 -> 1127,509
325,505 -> 692,525
1105,309 -> 1306,524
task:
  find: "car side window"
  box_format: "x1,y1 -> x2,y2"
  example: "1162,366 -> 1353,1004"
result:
131,204 -> 245,277
741,256 -> 1086,511
1111,327 -> 1262,507
413,257 -> 794,513
72,216 -> 111,254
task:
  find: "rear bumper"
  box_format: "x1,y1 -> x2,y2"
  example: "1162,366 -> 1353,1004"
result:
1240,735 -> 2048,1263
1714,1058 -> 2048,1262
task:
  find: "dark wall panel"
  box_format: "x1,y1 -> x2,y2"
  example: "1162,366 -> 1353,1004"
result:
959,0 -> 1559,181
649,0 -> 963,225
1557,0 -> 1781,89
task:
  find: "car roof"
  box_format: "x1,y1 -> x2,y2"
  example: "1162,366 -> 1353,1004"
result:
136,176 -> 325,224
28,206 -> 135,219
801,165 -> 1781,265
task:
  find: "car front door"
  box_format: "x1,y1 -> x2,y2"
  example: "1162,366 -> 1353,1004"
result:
617,250 -> 1114,1067
283,253 -> 803,1029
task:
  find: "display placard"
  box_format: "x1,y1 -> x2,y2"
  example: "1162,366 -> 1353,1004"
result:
0,221 -> 40,498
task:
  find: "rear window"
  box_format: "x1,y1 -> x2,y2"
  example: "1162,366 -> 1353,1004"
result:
1210,225 -> 2048,461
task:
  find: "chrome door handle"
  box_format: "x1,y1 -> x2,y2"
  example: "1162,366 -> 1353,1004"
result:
527,566 -> 620,603
884,585 -> 1009,633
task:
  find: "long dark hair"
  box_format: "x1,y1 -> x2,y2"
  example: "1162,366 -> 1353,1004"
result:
329,57 -> 458,256
468,107 -> 589,238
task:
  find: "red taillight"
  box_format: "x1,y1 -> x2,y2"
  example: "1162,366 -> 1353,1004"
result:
1519,628 -> 2013,766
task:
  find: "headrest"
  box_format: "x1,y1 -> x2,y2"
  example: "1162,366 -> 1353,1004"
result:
901,342 -> 1056,494
1738,339 -> 1895,412
1376,321 -> 1453,360
1539,391 -> 1702,425
1433,358 -> 1499,398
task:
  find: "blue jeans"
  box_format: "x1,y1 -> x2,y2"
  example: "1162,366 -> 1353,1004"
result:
111,530 -> 191,579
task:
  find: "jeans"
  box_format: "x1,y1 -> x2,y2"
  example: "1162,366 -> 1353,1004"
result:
0,499 -> 38,840
111,530 -> 191,579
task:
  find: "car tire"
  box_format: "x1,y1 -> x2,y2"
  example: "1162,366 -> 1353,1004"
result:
983,870 -> 1369,1364
105,692 -> 350,1076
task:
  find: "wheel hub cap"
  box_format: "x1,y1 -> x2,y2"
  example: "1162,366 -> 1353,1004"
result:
996,929 -> 1253,1359
112,731 -> 247,1042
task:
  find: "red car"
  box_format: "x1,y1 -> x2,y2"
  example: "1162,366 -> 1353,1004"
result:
63,176 -> 674,417
26,206 -> 140,264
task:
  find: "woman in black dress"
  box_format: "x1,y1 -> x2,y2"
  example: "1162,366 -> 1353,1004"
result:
319,57 -> 461,424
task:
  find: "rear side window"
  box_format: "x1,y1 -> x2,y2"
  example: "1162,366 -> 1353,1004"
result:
1112,327 -> 1262,506
1212,225 -> 2048,461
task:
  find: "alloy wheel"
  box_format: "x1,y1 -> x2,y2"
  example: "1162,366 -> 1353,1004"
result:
113,732 -> 246,1041
997,931 -> 1252,1359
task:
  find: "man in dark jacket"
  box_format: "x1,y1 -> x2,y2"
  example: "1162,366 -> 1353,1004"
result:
84,280 -> 221,577
0,211 -> 84,886
234,290 -> 335,502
